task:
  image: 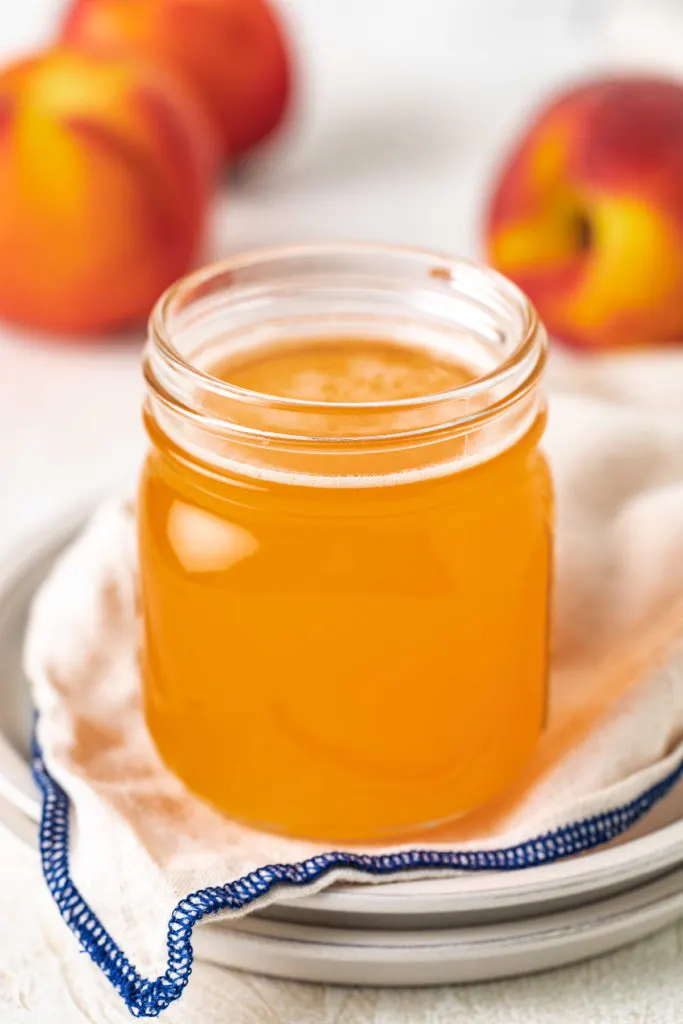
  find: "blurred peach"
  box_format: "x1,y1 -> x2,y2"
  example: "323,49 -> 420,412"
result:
485,78 -> 683,349
61,0 -> 292,158
0,47 -> 217,336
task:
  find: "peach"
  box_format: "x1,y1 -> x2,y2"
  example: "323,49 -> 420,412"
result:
485,77 -> 683,349
61,0 -> 292,158
0,47 -> 217,336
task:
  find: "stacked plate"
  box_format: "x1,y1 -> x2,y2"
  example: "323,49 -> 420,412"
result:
3,517 -> 683,986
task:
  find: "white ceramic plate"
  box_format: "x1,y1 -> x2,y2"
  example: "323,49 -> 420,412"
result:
3,773 -> 683,987
195,865 -> 683,985
4,515 -> 683,931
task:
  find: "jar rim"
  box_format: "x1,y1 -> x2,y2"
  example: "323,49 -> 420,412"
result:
148,242 -> 546,417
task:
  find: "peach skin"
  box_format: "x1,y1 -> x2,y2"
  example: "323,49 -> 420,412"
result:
61,0 -> 292,158
485,78 -> 683,349
0,47 -> 218,336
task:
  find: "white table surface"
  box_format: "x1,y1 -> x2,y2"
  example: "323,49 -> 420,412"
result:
4,1 -> 683,1020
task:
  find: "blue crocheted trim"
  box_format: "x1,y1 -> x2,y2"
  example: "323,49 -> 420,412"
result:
31,726 -> 683,1018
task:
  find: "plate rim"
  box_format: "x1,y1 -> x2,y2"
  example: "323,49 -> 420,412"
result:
192,863 -> 683,987
2,777 -> 681,988
225,861 -> 683,948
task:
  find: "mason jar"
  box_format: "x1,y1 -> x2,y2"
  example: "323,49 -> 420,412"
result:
139,244 -> 552,842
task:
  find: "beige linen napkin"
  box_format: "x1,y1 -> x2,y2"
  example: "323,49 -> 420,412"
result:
24,351 -> 683,1013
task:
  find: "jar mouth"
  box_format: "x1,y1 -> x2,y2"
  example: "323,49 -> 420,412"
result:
148,242 -> 546,422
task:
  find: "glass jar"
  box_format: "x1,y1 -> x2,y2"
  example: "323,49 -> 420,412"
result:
139,244 -> 552,843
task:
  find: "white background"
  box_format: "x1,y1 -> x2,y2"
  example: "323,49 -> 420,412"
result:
5,1 -> 683,1021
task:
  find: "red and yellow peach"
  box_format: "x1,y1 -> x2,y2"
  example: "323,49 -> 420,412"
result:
61,0 -> 292,158
485,78 -> 683,349
0,47 -> 217,335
